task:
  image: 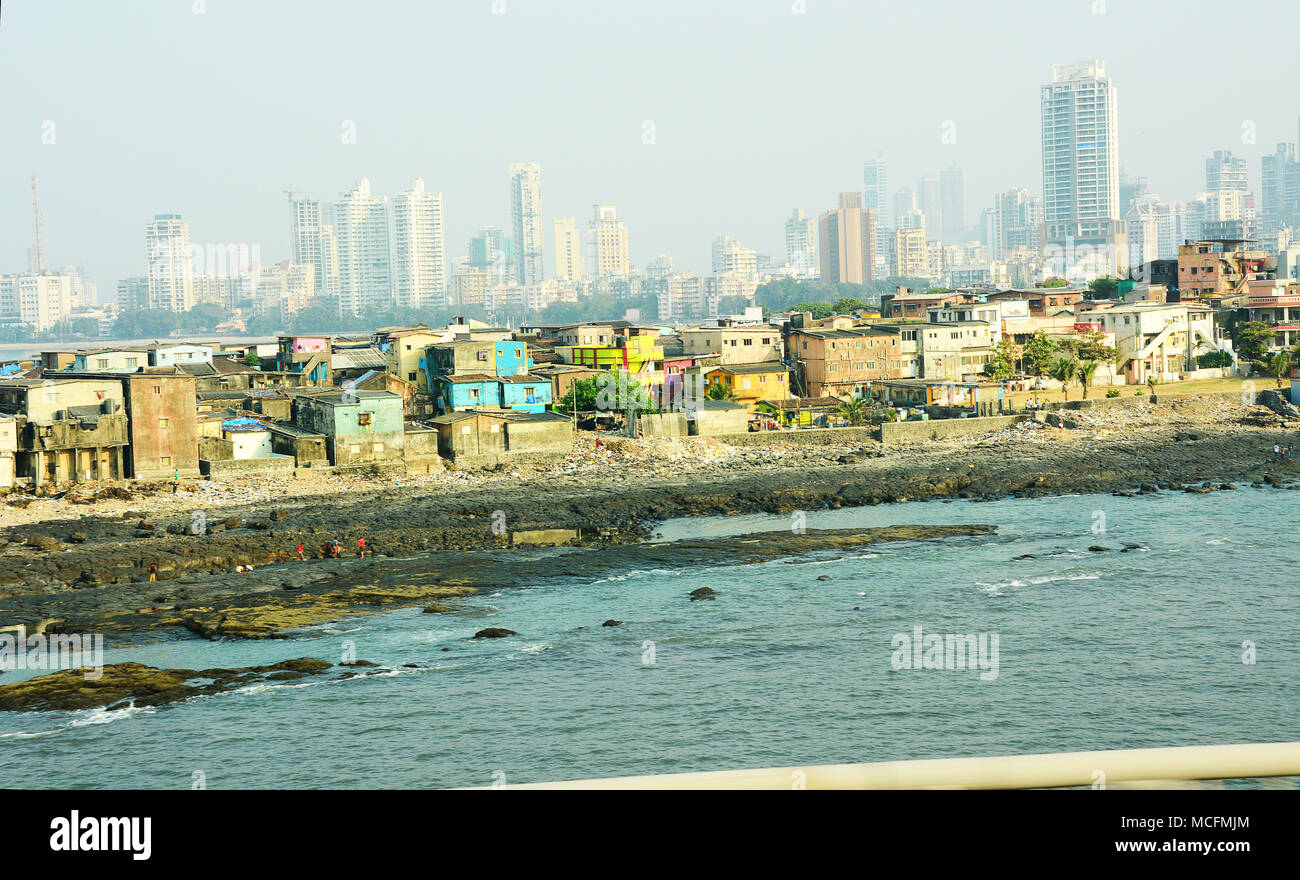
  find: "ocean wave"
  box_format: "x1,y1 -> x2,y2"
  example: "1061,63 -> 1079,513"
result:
69,702 -> 157,727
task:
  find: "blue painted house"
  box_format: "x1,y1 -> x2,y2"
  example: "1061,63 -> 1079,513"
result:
431,372 -> 552,414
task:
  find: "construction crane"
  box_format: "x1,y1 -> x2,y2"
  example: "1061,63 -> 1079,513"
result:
31,173 -> 47,273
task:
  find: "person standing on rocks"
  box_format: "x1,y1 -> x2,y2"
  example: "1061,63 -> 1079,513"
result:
148,563 -> 157,582
331,539 -> 340,558
1274,444 -> 1281,460
357,537 -> 367,558
295,542 -> 305,561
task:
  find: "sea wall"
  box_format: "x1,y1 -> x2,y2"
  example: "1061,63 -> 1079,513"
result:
879,415 -> 1026,445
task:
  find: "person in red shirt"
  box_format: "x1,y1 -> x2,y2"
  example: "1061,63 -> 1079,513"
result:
357,537 -> 367,558
295,542 -> 305,561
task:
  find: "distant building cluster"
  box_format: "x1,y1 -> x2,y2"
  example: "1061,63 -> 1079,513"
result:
6,59 -> 1300,344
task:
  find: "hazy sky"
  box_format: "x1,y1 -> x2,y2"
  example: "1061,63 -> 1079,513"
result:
3,0 -> 1297,296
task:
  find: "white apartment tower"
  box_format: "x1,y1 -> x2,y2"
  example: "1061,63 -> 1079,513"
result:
145,214 -> 195,312
863,157 -> 890,272
711,235 -> 757,279
1041,60 -> 1125,277
333,178 -> 393,318
508,162 -> 544,285
290,196 -> 340,299
590,204 -> 630,277
784,209 -> 818,279
391,178 -> 447,309
554,217 -> 583,281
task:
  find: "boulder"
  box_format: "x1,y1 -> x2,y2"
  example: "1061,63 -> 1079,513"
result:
472,628 -> 516,639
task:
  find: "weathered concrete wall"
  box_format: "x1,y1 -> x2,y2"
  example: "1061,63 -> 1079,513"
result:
199,454 -> 294,477
693,409 -> 750,436
637,412 -> 689,438
713,426 -> 881,446
199,436 -> 234,462
1041,391 -> 1240,413
403,428 -> 441,461
879,414 -> 1025,445
505,419 -> 573,453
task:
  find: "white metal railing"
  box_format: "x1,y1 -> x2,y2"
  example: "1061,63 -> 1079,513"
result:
476,742 -> 1300,790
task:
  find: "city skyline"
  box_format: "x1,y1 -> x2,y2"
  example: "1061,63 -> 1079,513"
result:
3,1 -> 1300,297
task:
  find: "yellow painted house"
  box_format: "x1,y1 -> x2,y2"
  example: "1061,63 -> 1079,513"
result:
558,333 -> 663,374
705,361 -> 789,411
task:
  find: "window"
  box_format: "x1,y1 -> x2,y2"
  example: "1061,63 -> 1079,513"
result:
405,344 -> 412,351
408,372 -> 417,381
743,338 -> 752,346
126,358 -> 138,368
476,351 -> 487,361
152,385 -> 162,394
160,456 -> 171,467
159,417 -> 169,429
468,388 -> 480,399
96,359 -> 108,369
359,412 -> 372,426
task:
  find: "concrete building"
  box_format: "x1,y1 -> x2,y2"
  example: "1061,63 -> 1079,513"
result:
590,204 -> 630,277
704,362 -> 790,411
785,209 -> 818,279
818,192 -> 875,284
391,178 -> 447,310
145,214 -> 194,312
334,178 -> 392,318
1041,61 -> 1126,278
681,325 -> 782,365
71,348 -> 149,372
862,157 -> 890,272
892,228 -> 929,278
916,322 -> 995,381
0,378 -> 129,486
147,343 -> 213,368
554,217 -> 583,281
712,235 -> 757,279
509,162 -> 544,285
785,326 -> 900,398
1090,302 -> 1225,382
293,390 -> 405,466
0,272 -> 73,332
1176,240 -> 1269,301
290,195 -> 335,299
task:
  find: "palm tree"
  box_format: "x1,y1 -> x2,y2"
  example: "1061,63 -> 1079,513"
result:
840,396 -> 868,426
1077,361 -> 1099,399
1272,351 -> 1291,389
1049,357 -> 1078,401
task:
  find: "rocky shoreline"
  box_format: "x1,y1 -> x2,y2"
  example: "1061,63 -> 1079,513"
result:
1,395 -> 1297,648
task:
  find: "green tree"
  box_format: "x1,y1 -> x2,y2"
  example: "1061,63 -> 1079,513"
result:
1041,278 -> 1070,288
556,378 -> 600,413
1022,330 -> 1058,378
1231,320 -> 1275,363
984,337 -> 1022,381
1271,351 -> 1291,388
839,396 -> 868,425
1087,276 -> 1120,300
705,381 -> 737,401
1066,329 -> 1119,363
181,302 -> 227,332
1077,360 -> 1099,399
1049,356 -> 1078,400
